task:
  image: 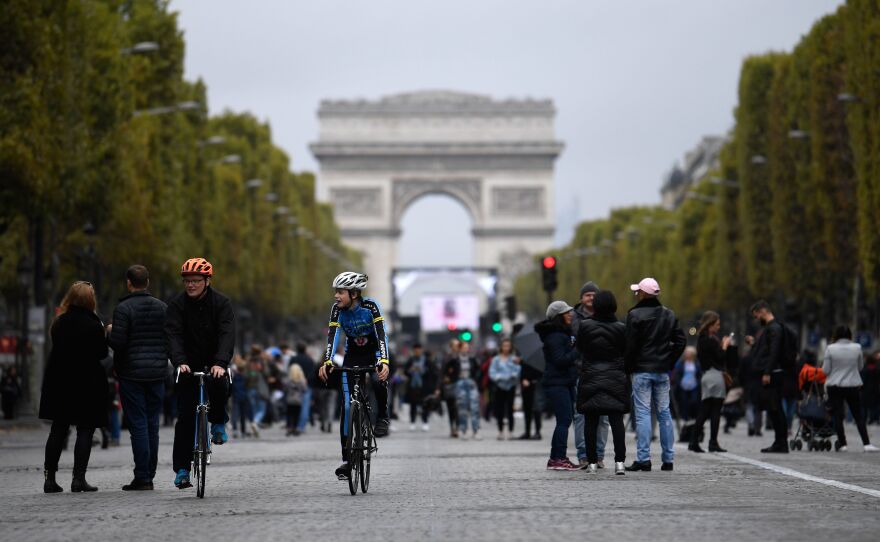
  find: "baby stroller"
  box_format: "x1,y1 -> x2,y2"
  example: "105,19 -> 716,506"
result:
790,381 -> 834,451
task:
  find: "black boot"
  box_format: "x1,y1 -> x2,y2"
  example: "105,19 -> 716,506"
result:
689,429 -> 705,453
71,474 -> 98,492
43,470 -> 63,493
708,441 -> 727,453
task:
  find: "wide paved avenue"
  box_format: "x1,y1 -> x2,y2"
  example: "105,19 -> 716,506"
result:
1,418 -> 879,541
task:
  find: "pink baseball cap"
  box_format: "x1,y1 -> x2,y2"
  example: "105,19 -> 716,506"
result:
630,277 -> 660,296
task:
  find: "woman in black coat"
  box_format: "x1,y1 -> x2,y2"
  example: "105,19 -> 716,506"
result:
39,281 -> 109,493
575,290 -> 629,475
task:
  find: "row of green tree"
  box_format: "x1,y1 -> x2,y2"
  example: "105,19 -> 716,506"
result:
0,0 -> 356,336
516,0 -> 880,335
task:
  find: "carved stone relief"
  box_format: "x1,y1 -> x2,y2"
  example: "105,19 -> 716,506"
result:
329,187 -> 382,216
491,187 -> 544,216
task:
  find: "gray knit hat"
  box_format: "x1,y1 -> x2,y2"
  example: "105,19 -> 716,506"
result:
546,300 -> 574,320
580,281 -> 600,297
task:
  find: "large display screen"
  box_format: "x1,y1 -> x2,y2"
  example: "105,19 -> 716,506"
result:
419,295 -> 480,332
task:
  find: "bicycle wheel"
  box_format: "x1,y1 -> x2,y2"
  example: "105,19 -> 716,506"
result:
347,400 -> 361,496
360,414 -> 372,494
196,409 -> 208,498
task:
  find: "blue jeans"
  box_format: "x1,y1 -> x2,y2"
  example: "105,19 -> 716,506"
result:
249,388 -> 267,424
632,373 -> 675,464
119,379 -> 164,482
297,387 -> 312,431
455,379 -> 480,433
109,408 -> 121,441
545,385 -> 575,460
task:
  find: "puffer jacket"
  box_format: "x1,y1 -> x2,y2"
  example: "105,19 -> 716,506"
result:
575,316 -> 630,414
109,291 -> 168,382
535,320 -> 579,387
624,297 -> 686,374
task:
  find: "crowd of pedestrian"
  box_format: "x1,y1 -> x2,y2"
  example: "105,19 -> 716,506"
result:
11,257 -> 880,494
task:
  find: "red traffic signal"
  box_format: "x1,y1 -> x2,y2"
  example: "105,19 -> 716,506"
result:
542,256 -> 557,269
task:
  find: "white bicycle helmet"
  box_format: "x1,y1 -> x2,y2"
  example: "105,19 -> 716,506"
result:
332,271 -> 368,290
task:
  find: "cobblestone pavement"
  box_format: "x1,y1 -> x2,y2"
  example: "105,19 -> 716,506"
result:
1,412 -> 879,542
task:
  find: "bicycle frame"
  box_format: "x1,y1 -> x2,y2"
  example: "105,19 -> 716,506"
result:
192,372 -> 212,460
338,367 -> 378,456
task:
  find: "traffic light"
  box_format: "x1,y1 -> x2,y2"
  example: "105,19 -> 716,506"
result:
459,330 -> 473,342
504,295 -> 517,321
490,310 -> 502,333
541,255 -> 558,294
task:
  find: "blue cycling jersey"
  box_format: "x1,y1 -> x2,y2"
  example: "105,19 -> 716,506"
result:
323,297 -> 389,365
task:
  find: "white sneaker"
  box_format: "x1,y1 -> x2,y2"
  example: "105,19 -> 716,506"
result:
409,424 -> 416,431
472,431 -> 483,441
864,444 -> 879,453
586,463 -> 598,474
459,432 -> 469,441
421,423 -> 430,432
615,462 -> 625,475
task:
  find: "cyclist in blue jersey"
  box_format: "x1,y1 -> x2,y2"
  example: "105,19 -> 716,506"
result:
318,272 -> 391,480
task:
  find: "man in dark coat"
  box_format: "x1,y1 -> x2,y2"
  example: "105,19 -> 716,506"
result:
166,258 -> 235,489
747,300 -> 789,453
109,265 -> 168,490
624,278 -> 686,472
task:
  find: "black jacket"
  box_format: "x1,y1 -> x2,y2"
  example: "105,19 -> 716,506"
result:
624,298 -> 686,374
750,319 -> 783,375
109,290 -> 168,382
442,355 -> 481,385
165,286 -> 235,370
39,306 -> 109,427
697,334 -> 738,373
575,316 -> 630,414
535,320 -> 579,387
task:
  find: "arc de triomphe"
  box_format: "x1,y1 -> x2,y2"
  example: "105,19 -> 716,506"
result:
310,90 -> 564,307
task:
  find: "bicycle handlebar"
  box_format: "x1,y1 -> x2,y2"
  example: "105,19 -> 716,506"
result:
174,367 -> 230,384
333,366 -> 379,374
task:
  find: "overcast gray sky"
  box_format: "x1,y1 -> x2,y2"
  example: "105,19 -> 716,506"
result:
175,0 -> 842,268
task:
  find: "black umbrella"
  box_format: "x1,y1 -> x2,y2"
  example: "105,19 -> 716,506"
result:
513,325 -> 545,372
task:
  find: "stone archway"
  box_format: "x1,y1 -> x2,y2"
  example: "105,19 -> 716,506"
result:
310,90 -> 564,308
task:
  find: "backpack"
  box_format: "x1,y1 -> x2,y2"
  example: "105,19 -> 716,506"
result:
778,321 -> 799,372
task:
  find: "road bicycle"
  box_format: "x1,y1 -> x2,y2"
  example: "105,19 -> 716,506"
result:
175,369 -> 218,498
337,366 -> 379,495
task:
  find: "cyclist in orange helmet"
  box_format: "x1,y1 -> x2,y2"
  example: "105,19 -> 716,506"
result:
165,258 -> 235,489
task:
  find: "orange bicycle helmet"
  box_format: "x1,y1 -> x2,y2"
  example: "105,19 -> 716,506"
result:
180,257 -> 213,277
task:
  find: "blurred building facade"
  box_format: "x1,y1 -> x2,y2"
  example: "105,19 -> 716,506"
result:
660,135 -> 726,210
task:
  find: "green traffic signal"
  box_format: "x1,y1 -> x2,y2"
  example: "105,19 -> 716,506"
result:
491,322 -> 503,333
459,331 -> 473,342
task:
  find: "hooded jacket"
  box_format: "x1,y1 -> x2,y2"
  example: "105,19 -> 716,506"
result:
535,320 -> 579,387
575,315 -> 630,414
624,297 -> 686,374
